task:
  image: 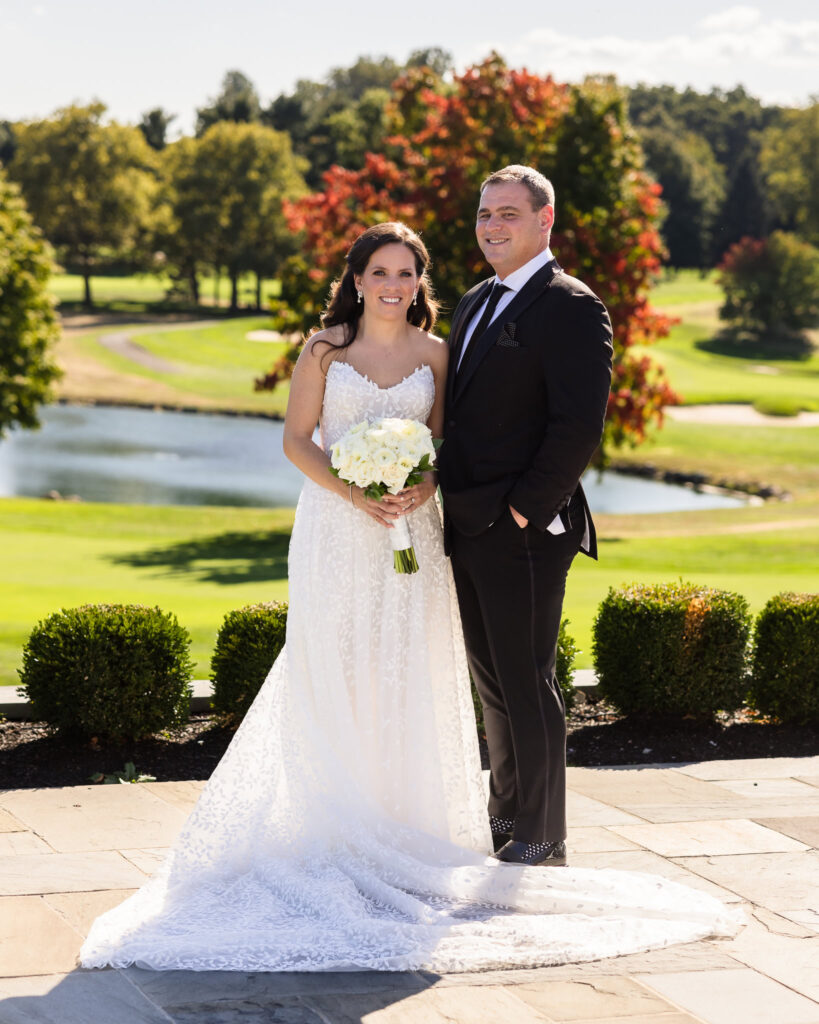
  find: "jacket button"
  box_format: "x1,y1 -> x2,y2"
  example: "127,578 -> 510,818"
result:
448,419 -> 456,427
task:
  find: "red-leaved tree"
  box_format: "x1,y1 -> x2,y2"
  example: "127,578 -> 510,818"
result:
262,55 -> 678,449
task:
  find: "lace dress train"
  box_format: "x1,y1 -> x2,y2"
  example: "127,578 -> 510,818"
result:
80,362 -> 740,972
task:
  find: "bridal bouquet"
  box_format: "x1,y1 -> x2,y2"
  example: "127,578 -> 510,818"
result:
329,417 -> 437,573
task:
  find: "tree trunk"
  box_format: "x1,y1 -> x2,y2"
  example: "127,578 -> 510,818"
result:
255,273 -> 262,311
83,271 -> 93,308
189,269 -> 199,305
213,271 -> 220,305
230,272 -> 239,312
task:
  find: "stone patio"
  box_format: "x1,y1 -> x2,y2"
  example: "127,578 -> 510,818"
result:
1,756 -> 817,1023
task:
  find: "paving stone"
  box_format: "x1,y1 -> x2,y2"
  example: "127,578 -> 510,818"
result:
713,778 -> 819,800
120,848 -> 170,875
723,914 -> 819,1001
0,897 -> 81,977
753,816 -> 819,848
166,998 -> 323,1023
303,985 -> 549,1023
0,851 -> 147,895
124,967 -> 432,1004
566,827 -> 641,853
0,971 -> 173,1023
0,809 -> 25,833
676,851 -> 819,912
637,967 -> 819,1024
43,889 -> 137,938
567,766 -> 735,807
675,756 -> 819,781
0,786 -> 186,853
511,976 -> 679,1019
0,832 -> 51,855
568,849 -> 743,902
561,1016 -> 700,1024
610,818 -> 808,857
141,781 -> 206,813
780,909 -> 819,934
616,799 -> 819,824
746,905 -> 816,938
565,792 -> 643,827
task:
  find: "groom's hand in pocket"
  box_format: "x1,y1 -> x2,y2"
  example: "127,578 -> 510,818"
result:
509,505 -> 529,529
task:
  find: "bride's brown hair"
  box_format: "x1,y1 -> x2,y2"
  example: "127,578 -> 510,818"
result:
315,223 -> 438,358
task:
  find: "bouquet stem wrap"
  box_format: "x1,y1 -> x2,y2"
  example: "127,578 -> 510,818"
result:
389,517 -> 419,574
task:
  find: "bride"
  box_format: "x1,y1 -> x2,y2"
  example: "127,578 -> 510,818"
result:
81,223 -> 738,973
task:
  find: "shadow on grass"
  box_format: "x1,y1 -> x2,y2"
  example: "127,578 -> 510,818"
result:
696,328 -> 814,362
109,529 -> 290,585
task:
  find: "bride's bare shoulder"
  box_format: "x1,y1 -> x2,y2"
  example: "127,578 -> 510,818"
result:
303,324 -> 348,363
417,329 -> 449,371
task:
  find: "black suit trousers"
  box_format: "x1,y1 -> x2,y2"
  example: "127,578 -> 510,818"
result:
450,496 -> 584,844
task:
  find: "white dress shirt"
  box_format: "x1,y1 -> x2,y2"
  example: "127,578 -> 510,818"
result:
458,246 -> 574,537
457,246 -> 555,369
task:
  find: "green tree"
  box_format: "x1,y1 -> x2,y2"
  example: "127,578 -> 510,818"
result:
196,70 -> 262,137
628,84 -> 779,256
760,102 -> 819,246
161,122 -> 306,310
8,103 -> 159,306
139,107 -> 176,151
0,171 -> 61,437
0,121 -> 16,165
264,52 -> 453,185
718,232 -> 819,342
638,120 -> 726,267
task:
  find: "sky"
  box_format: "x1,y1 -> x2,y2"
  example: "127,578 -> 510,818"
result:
2,0 -> 817,134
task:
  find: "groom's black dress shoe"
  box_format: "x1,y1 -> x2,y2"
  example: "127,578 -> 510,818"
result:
492,830 -> 512,853
494,839 -> 568,867
489,816 -> 514,853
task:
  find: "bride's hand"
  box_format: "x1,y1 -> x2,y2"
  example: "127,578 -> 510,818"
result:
394,472 -> 437,514
351,486 -> 399,528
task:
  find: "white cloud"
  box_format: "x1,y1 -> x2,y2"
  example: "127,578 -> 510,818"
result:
500,8 -> 819,103
698,6 -> 762,32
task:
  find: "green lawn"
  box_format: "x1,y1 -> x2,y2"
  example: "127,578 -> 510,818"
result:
1,499 -> 292,689
647,270 -> 819,410
650,269 -> 721,307
63,318 -> 291,415
51,272 -> 281,311
613,420 -> 819,496
2,497 -> 817,684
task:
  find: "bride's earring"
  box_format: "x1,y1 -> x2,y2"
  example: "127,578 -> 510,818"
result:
357,289 -> 363,304
412,291 -> 417,305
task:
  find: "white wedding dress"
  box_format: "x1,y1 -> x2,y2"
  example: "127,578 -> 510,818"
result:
81,361 -> 739,972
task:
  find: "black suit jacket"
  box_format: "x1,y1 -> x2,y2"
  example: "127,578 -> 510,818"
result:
438,259 -> 613,557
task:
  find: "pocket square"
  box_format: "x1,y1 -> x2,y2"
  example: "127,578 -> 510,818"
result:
495,322 -> 519,347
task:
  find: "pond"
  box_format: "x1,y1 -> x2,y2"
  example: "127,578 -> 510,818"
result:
0,405 -> 747,513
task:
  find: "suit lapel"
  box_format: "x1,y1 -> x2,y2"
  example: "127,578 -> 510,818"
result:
453,260 -> 562,403
447,281 -> 492,404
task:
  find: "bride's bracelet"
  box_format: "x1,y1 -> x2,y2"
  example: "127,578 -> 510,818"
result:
349,483 -> 356,508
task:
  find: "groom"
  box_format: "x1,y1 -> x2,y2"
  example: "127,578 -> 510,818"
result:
438,165 -> 613,866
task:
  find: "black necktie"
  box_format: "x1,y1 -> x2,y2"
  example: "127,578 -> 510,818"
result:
458,282 -> 510,374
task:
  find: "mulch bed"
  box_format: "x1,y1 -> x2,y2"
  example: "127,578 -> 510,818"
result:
2,695 -> 817,790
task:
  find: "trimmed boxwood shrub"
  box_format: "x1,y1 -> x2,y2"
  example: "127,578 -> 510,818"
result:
471,618 -> 578,735
592,582 -> 750,718
210,602 -> 288,722
749,592 -> 819,724
18,604 -> 194,740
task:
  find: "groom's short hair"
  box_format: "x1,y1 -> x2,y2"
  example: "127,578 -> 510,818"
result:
481,165 -> 555,212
